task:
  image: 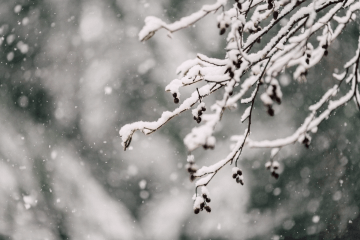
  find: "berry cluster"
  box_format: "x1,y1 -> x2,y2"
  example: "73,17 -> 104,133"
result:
260,78 -> 282,116
322,43 -> 329,56
232,167 -> 244,185
193,187 -> 212,214
265,160 -> 280,179
192,102 -> 206,124
217,13 -> 231,35
304,43 -> 313,65
172,92 -> 179,104
186,155 -> 198,181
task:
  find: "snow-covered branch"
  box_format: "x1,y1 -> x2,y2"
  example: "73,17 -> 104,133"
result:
120,0 -> 360,213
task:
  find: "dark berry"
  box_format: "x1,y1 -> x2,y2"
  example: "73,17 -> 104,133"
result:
201,107 -> 206,112
268,3 -> 273,10
196,117 -> 202,123
194,208 -> 200,214
217,23 -> 220,28
193,116 -> 197,120
307,54 -> 311,58
200,202 -> 205,210
206,198 -> 211,203
267,106 -> 274,116
232,173 -> 237,179
225,23 -> 229,28
220,28 -> 226,35
236,177 -> 241,183
273,11 -> 279,20
198,110 -> 202,116
237,169 -> 242,175
305,58 -> 309,64
229,70 -> 234,78
229,91 -> 233,96
324,50 -> 328,56
172,92 -> 177,98
205,206 -> 211,212
237,2 -> 242,9
174,98 -> 179,104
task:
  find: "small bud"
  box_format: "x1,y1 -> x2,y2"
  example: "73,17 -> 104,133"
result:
240,180 -> 244,185
174,98 -> 179,104
205,206 -> 211,212
172,92 -> 177,98
194,208 -> 200,214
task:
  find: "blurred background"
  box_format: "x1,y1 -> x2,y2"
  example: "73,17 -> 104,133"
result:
0,0 -> 359,239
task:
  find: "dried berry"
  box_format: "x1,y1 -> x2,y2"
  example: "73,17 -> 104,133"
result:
306,58 -> 309,64
232,173 -> 237,179
220,28 -> 226,35
196,117 -> 202,124
206,198 -> 211,203
268,3 -> 273,10
198,110 -> 202,116
237,2 -> 242,10
205,206 -> 211,212
201,107 -> 206,112
174,98 -> 179,104
237,169 -> 242,175
172,92 -> 177,98
273,11 -> 279,20
194,208 -> 200,214
324,50 -> 328,56
229,70 -> 234,78
267,106 -> 274,116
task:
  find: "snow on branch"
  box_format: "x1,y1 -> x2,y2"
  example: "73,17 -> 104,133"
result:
120,0 -> 360,213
